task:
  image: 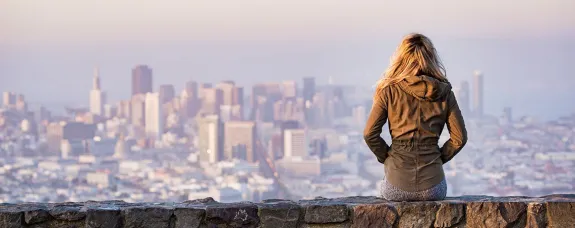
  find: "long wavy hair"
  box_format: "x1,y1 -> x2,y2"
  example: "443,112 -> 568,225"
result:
375,33 -> 448,90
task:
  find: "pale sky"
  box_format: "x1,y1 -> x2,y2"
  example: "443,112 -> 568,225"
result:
1,0 -> 574,46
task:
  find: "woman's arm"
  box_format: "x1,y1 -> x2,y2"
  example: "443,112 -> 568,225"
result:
363,91 -> 390,164
440,92 -> 468,164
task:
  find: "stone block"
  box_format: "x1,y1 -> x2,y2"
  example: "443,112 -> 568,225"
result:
351,203 -> 397,228
396,201 -> 439,228
303,204 -> 349,224
173,207 -> 205,228
205,202 -> 259,228
434,201 -> 466,228
85,208 -> 122,228
122,206 -> 174,228
258,201 -> 302,228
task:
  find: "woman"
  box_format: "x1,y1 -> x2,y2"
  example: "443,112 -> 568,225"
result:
364,33 -> 467,201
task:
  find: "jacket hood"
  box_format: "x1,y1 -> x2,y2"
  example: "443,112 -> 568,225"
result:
398,75 -> 452,102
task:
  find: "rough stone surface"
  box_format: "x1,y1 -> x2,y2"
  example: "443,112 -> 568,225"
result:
395,201 -> 439,228
352,203 -> 398,228
0,195 -> 573,227
173,207 -> 205,228
123,206 -> 173,228
258,201 -> 302,228
205,202 -> 260,228
434,201 -> 466,228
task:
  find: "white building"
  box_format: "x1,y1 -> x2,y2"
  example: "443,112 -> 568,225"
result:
284,129 -> 308,158
90,67 -> 106,116
145,92 -> 163,139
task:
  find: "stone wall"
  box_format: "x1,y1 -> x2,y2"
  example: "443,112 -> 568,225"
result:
1,195 -> 574,228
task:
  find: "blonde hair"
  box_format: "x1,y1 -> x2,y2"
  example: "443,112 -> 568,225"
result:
375,33 -> 448,90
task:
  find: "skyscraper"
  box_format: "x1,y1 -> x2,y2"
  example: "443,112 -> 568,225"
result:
185,80 -> 199,101
458,81 -> 470,115
216,81 -> 236,106
197,115 -> 223,163
224,121 -> 257,162
282,80 -> 297,99
89,67 -> 106,116
2,92 -> 16,108
145,92 -> 163,139
473,71 -> 484,117
159,84 -> 175,104
131,65 -> 153,96
284,128 -> 308,158
130,94 -> 146,127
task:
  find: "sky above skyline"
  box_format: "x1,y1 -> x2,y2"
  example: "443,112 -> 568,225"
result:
2,0 -> 575,46
1,0 -> 575,119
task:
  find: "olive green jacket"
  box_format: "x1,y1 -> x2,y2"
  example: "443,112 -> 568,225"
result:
364,75 -> 467,192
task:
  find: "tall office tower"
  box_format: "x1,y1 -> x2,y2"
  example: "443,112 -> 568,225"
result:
89,67 -> 106,116
197,115 -> 223,163
46,121 -> 65,155
103,104 -> 117,119
116,100 -> 131,119
15,94 -> 28,112
216,81 -> 236,106
201,88 -> 224,115
185,80 -> 199,100
302,77 -> 316,102
473,71 -> 484,117
145,92 -> 163,139
232,86 -> 244,106
198,83 -> 213,100
130,94 -> 146,127
131,65 -> 153,96
458,81 -> 471,114
159,84 -> 175,104
284,128 -> 308,158
224,121 -> 257,162
2,92 -> 16,108
282,80 -> 297,99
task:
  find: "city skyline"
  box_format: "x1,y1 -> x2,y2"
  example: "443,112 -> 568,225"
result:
2,0 -> 575,120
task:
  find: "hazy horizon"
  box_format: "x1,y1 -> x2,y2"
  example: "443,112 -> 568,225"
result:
2,0 -> 575,120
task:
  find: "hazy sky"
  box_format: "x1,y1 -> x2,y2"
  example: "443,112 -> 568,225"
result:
1,0 -> 575,119
2,0 -> 574,45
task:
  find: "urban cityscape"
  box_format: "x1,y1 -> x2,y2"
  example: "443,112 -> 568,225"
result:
0,66 -> 574,204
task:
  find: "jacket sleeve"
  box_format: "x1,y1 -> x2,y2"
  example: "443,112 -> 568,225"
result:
440,92 -> 468,164
363,90 -> 390,164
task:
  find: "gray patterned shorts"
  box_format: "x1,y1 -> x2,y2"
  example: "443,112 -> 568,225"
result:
380,178 -> 447,201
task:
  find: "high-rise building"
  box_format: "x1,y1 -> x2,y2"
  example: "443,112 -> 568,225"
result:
130,94 -> 146,127
131,65 -> 153,96
46,121 -> 65,155
15,94 -> 27,112
232,86 -> 244,106
302,77 -> 316,102
198,83 -> 213,100
201,88 -> 224,115
185,80 -> 199,101
197,115 -> 223,163
282,80 -> 297,99
159,84 -> 175,104
145,92 -> 163,139
224,121 -> 257,162
284,128 -> 308,158
217,81 -> 236,106
473,71 -> 484,117
2,92 -> 16,108
90,67 -> 106,116
458,81 -> 470,114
